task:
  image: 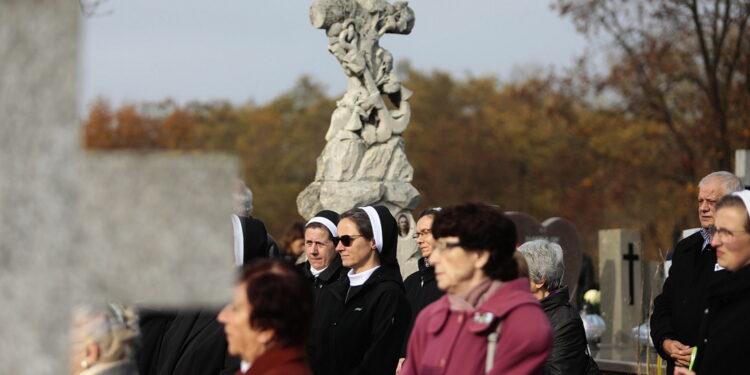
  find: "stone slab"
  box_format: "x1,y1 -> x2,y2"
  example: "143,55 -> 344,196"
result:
0,1 -> 80,372
598,229 -> 643,346
0,3 -> 240,373
74,152 -> 238,305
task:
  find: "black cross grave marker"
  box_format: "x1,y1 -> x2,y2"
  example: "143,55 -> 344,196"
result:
623,242 -> 639,305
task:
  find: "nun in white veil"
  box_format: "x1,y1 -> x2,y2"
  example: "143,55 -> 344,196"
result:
309,206 -> 410,375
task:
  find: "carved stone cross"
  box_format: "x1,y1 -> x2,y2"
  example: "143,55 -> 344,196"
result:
299,0 -> 420,220
622,242 -> 640,306
309,0 -> 415,145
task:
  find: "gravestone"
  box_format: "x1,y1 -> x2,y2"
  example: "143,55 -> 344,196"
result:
1,2 -> 237,372
598,229 -> 643,345
736,149 -> 750,188
297,0 -> 420,220
0,1 -> 80,372
506,212 -> 583,306
73,153 -> 238,304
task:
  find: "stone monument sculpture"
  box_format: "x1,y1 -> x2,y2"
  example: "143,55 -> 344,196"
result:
297,0 -> 420,220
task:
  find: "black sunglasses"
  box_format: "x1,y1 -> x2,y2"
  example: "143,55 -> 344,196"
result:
337,234 -> 364,247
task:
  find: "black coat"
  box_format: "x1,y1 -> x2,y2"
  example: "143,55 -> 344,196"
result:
650,231 -> 728,374
540,287 -> 588,375
694,265 -> 750,374
136,308 -> 239,375
401,257 -> 444,356
296,256 -> 347,302
310,267 -> 411,375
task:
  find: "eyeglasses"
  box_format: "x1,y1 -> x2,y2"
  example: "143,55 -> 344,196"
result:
412,229 -> 432,239
337,234 -> 364,247
708,225 -> 749,242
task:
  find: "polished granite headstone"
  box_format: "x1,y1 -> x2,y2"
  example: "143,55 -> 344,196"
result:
506,212 -> 583,306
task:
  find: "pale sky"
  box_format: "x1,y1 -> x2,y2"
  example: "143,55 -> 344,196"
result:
82,0 -> 587,110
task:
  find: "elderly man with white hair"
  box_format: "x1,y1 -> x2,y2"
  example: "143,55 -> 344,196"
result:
650,171 -> 742,375
518,239 -> 588,375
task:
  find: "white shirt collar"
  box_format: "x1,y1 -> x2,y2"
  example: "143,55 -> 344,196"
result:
347,266 -> 380,286
310,265 -> 327,277
699,227 -> 711,252
240,361 -> 251,372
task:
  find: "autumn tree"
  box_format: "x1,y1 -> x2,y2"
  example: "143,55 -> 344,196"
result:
81,67 -> 700,259
82,97 -> 114,149
555,0 -> 750,182
160,108 -> 195,149
232,77 -> 335,236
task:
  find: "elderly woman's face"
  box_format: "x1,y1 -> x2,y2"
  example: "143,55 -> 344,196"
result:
429,236 -> 489,295
711,206 -> 750,272
305,227 -> 337,270
218,282 -> 272,363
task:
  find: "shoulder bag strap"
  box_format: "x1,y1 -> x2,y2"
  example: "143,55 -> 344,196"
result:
485,321 -> 503,373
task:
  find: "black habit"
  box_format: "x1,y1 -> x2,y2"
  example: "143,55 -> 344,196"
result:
136,308 -> 238,375
296,256 -> 346,301
310,267 -> 410,375
309,206 -> 410,375
136,216 -> 273,375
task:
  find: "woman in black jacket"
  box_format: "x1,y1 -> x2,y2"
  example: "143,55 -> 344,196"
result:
518,239 -> 588,375
309,206 -> 410,375
677,191 -> 750,375
398,208 -> 444,367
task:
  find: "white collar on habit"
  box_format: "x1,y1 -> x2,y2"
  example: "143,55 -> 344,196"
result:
347,266 -> 380,286
231,214 -> 243,266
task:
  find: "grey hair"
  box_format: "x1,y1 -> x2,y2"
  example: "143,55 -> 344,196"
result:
699,171 -> 743,195
518,239 -> 565,291
71,304 -> 139,363
234,179 -> 254,215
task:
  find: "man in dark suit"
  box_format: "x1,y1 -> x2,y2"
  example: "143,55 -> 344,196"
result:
650,171 -> 742,374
